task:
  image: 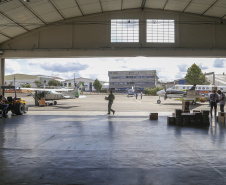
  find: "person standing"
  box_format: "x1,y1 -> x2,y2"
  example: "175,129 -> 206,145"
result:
136,92 -> 138,99
108,90 -> 115,115
0,95 -> 9,118
209,90 -> 219,118
217,90 -> 225,112
141,92 -> 142,99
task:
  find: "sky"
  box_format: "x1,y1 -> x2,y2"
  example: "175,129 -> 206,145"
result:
5,57 -> 226,82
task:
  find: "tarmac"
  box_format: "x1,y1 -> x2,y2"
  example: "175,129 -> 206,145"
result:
0,93 -> 226,185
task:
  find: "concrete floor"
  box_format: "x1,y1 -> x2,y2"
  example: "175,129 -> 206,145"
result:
1,94 -> 226,184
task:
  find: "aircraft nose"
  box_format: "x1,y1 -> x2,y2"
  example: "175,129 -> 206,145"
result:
157,90 -> 166,96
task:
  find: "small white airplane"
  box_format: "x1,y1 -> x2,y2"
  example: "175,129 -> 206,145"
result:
156,84 -> 203,104
127,87 -> 136,97
22,82 -> 84,104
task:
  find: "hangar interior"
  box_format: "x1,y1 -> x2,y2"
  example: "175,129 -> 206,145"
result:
1,0 -> 226,184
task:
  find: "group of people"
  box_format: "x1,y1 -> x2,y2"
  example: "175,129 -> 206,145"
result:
136,92 -> 142,99
209,90 -> 225,118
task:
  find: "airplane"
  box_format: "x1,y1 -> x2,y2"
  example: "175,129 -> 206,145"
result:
126,87 -> 136,97
22,82 -> 84,105
156,84 -> 207,105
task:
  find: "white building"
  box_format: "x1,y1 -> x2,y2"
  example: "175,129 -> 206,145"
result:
63,77 -> 106,92
5,74 -> 63,88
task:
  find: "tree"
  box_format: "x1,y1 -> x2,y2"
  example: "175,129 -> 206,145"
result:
185,63 -> 209,85
48,79 -> 61,86
93,79 -> 102,92
34,80 -> 42,87
21,84 -> 31,88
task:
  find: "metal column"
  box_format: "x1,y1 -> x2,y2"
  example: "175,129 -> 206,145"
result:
0,58 -> 5,95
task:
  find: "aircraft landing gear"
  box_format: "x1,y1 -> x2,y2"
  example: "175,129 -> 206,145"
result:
157,96 -> 161,104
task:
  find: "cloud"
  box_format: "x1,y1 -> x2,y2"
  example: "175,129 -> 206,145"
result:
213,59 -> 225,68
38,62 -> 88,73
177,64 -> 188,72
121,65 -> 128,69
89,74 -> 98,79
199,63 -> 208,70
175,73 -> 184,79
5,67 -> 15,74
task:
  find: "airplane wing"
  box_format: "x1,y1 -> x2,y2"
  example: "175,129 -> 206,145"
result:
21,87 -> 73,92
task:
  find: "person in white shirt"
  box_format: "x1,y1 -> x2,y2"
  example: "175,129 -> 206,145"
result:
217,90 -> 225,113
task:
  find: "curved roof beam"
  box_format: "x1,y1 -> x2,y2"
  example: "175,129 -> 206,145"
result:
49,0 -> 66,20
75,0 -> 84,16
163,0 -> 169,10
181,0 -> 193,13
99,0 -> 103,13
202,0 -> 219,16
0,10 -> 28,31
19,0 -> 47,25
0,31 -> 11,39
141,0 -> 146,10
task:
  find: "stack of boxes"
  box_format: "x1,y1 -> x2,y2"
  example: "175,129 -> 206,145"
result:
38,98 -> 46,107
167,101 -> 210,127
217,112 -> 226,124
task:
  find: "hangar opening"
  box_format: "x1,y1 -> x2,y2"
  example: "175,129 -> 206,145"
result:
1,1 -> 226,185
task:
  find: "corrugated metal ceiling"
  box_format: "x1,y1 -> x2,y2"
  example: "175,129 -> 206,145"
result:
0,0 -> 225,44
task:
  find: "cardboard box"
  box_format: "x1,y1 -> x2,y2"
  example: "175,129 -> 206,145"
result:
167,116 -> 176,125
175,109 -> 182,117
183,110 -> 190,113
149,113 -> 158,120
201,110 -> 210,115
218,116 -> 225,124
182,101 -> 189,111
39,98 -> 45,106
218,112 -> 226,117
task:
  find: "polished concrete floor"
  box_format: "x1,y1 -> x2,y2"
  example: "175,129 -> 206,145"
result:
1,110 -> 226,185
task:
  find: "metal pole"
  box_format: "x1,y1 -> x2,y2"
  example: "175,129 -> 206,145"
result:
14,75 -> 17,98
0,58 -> 5,95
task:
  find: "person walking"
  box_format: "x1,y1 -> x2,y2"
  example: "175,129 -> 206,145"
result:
108,90 -> 115,115
136,92 -> 138,99
209,90 -> 219,118
217,90 -> 225,112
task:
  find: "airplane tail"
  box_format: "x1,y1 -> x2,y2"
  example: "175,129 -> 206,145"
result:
62,82 -> 84,99
74,82 -> 84,98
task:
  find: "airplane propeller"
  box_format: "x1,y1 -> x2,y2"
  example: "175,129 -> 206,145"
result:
164,84 -> 167,100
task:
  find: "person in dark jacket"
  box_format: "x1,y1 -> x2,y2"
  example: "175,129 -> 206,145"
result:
209,90 -> 219,118
108,90 -> 115,115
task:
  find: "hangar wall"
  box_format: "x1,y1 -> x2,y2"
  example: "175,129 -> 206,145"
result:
1,9 -> 226,58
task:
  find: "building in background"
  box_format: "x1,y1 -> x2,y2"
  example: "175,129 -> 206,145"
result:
108,70 -> 158,91
63,77 -> 107,92
4,74 -> 62,88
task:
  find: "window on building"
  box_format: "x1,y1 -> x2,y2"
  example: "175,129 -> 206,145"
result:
147,19 -> 175,43
44,80 -> 46,83
111,19 -> 139,43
